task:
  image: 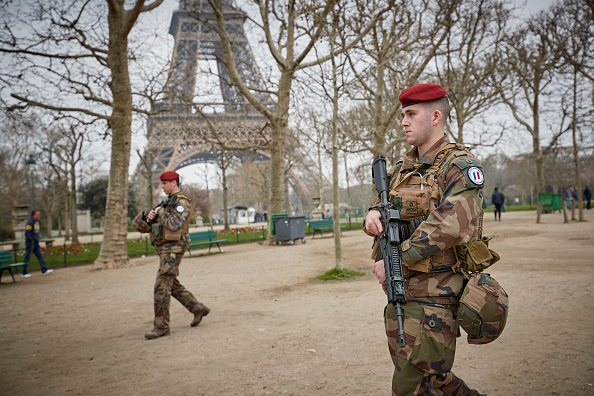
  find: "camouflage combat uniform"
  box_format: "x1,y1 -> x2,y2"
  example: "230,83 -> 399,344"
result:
137,192 -> 208,333
366,136 -> 484,396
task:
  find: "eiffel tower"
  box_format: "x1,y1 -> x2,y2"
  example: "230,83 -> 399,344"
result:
137,0 -> 272,192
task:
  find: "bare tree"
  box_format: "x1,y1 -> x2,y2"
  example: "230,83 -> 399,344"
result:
135,147 -> 159,210
0,0 -> 167,268
41,123 -> 88,244
205,0 -> 389,244
493,12 -> 566,223
434,0 -> 515,147
0,112 -> 38,237
215,149 -> 238,231
342,0 -> 459,165
545,0 -> 594,221
293,106 -> 331,208
545,0 -> 594,83
195,164 -> 214,229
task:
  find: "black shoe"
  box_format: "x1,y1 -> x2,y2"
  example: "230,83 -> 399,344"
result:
144,329 -> 170,340
191,307 -> 211,327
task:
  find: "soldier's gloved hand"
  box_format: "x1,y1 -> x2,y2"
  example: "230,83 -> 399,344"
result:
365,210 -> 383,236
372,259 -> 386,284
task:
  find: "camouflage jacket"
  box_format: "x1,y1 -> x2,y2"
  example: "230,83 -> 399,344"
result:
154,192 -> 192,254
366,135 -> 485,303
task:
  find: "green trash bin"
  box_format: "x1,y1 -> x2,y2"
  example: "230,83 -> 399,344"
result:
539,193 -> 553,212
551,194 -> 562,211
269,213 -> 287,235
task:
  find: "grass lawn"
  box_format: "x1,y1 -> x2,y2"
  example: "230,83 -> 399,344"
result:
9,222 -> 364,271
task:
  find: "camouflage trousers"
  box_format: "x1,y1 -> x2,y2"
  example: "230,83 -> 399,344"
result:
153,252 -> 206,330
384,302 -> 481,396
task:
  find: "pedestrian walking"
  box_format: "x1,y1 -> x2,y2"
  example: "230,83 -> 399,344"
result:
491,187 -> 505,221
21,210 -> 54,278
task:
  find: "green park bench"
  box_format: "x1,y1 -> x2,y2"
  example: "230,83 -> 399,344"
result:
307,219 -> 346,239
0,250 -> 26,284
188,231 -> 227,256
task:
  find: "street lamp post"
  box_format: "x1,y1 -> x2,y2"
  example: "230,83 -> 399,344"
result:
26,154 -> 36,210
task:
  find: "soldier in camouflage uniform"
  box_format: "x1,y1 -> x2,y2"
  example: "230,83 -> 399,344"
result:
134,171 -> 210,340
364,84 -> 485,396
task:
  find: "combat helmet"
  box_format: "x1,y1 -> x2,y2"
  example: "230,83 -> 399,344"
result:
456,272 -> 509,345
132,212 -> 151,234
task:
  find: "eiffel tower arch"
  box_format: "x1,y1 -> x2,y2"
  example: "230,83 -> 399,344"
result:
135,0 -> 313,206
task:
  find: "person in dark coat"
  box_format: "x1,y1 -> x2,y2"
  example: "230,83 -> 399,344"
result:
491,187 -> 505,221
584,186 -> 592,210
21,210 -> 53,277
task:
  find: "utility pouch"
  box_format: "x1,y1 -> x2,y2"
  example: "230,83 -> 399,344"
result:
163,226 -> 182,242
456,237 -> 500,273
403,257 -> 432,277
151,223 -> 162,241
390,189 -> 431,221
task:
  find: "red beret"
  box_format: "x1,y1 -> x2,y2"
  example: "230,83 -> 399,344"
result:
399,84 -> 447,108
160,171 -> 180,181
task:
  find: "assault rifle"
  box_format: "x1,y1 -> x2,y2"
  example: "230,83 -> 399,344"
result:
372,155 -> 407,348
142,195 -> 177,225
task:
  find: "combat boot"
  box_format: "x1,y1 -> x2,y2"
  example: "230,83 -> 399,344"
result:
191,307 -> 211,327
144,328 -> 170,340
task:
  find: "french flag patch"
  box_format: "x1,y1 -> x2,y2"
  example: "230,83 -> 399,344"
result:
468,167 -> 484,186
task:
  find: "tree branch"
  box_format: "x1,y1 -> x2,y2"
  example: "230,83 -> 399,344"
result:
10,94 -> 110,121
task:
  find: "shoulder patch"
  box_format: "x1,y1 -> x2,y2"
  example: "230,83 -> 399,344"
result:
467,167 -> 484,186
452,158 -> 485,187
176,205 -> 185,213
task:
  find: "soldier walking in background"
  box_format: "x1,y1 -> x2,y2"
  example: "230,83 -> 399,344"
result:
133,171 -> 210,340
364,84 -> 485,396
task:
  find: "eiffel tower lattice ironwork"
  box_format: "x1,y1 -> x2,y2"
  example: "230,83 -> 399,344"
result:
139,0 -> 273,191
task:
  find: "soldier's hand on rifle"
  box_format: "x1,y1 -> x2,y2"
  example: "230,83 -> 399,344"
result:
146,209 -> 159,222
365,210 -> 383,236
372,259 -> 386,284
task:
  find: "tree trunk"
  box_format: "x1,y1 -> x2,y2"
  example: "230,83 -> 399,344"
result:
562,197 -> 568,223
221,162 -> 229,231
533,99 -> 545,224
64,193 -> 71,241
94,8 -> 133,269
284,170 -> 290,214
206,179 -> 213,231
265,71 -> 291,245
330,24 -> 342,270
534,151 -> 545,224
46,213 -> 52,238
70,166 -> 79,245
145,152 -> 155,209
344,154 -> 351,221
571,67 -> 584,221
372,61 -> 387,158
317,143 -> 324,210
57,208 -> 62,237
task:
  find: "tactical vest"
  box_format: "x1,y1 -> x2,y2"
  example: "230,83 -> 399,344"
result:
387,143 -> 483,277
152,194 -> 191,243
